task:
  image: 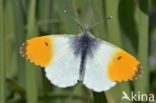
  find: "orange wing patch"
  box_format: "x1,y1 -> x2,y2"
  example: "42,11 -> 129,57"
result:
108,50 -> 142,82
20,36 -> 53,67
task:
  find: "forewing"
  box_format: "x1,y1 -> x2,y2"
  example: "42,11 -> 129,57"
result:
45,35 -> 81,87
20,36 -> 54,67
20,35 -> 80,87
83,42 -> 116,92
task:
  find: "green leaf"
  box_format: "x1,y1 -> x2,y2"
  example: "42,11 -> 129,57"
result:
26,0 -> 39,103
89,0 -> 107,40
93,92 -> 107,103
134,0 -> 149,97
0,0 -> 5,102
55,0 -> 80,34
104,0 -> 131,103
6,78 -> 26,98
118,0 -> 138,51
12,0 -> 26,86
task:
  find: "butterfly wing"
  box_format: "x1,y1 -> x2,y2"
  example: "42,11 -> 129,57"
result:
20,35 -> 81,87
20,36 -> 54,67
83,42 -> 116,92
83,40 -> 141,92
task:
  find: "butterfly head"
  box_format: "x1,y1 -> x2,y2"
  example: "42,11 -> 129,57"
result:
83,24 -> 90,33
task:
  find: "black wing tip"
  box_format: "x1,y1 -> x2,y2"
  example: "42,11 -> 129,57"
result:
114,63 -> 143,82
20,42 -> 28,58
132,63 -> 143,80
20,42 -> 45,68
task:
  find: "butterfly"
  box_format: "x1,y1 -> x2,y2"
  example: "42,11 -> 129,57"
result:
20,25 -> 142,92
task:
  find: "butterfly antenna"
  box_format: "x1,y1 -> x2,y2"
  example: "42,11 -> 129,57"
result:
90,16 -> 112,28
64,10 -> 83,30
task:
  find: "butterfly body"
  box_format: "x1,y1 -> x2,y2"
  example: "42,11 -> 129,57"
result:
71,33 -> 99,80
20,27 -> 142,92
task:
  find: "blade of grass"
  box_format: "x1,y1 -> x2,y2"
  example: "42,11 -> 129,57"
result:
0,0 -> 5,102
118,0 -> 138,51
3,1 -> 21,101
55,0 -> 80,34
38,0 -> 53,34
93,92 -> 107,103
104,0 -> 131,103
12,0 -> 26,86
4,0 -> 16,79
89,0 -> 107,40
78,2 -> 92,26
6,78 -> 26,98
134,0 -> 149,97
39,94 -> 87,101
26,0 -> 39,103
105,0 -> 121,46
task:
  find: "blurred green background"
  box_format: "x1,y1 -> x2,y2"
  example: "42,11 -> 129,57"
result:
0,0 -> 155,103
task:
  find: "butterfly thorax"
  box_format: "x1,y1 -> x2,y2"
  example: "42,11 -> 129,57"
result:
72,33 -> 98,58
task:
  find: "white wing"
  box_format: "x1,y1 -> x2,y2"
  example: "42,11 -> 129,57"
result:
45,35 -> 81,88
83,42 -> 117,92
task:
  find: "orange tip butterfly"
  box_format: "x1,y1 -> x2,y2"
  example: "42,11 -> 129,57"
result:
20,24 -> 142,92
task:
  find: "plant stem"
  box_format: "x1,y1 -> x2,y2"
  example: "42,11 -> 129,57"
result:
104,0 -> 131,103
26,0 -> 39,103
0,0 -> 5,102
55,0 -> 80,34
89,0 -> 107,40
93,92 -> 107,103
135,0 -> 149,95
12,0 -> 26,86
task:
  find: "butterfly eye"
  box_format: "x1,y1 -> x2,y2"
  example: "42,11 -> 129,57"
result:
45,42 -> 49,46
117,56 -> 122,60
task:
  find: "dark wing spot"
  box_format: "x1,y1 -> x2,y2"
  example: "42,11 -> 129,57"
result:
45,42 -> 48,46
117,56 -> 122,60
